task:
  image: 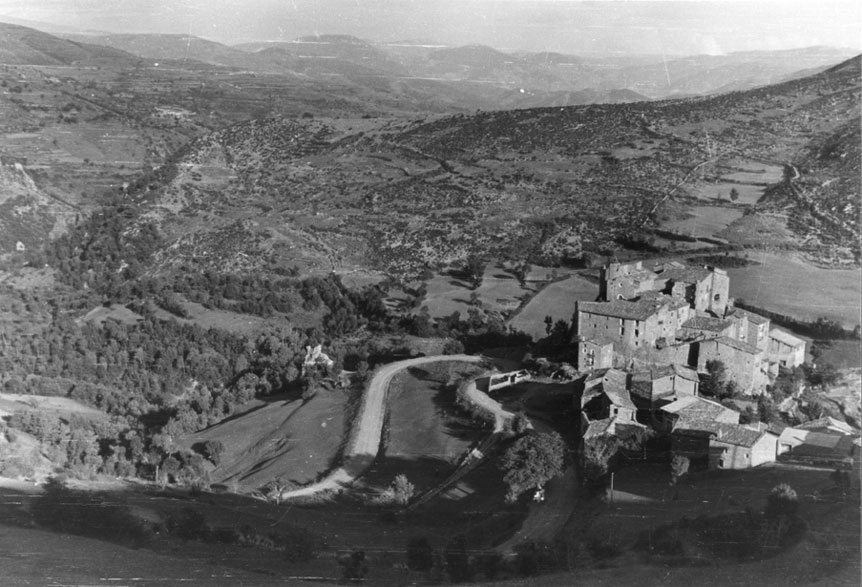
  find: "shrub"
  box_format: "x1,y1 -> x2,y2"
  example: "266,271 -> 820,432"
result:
670,455 -> 690,485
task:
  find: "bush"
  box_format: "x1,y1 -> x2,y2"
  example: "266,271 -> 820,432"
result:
392,474 -> 415,505
670,455 -> 690,485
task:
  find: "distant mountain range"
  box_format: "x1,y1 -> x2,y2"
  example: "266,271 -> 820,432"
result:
46,27 -> 858,106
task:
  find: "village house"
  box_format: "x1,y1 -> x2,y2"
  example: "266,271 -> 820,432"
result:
578,369 -> 644,439
705,422 -> 779,469
628,364 -> 699,410
656,394 -> 739,433
727,308 -> 771,351
696,336 -> 769,392
573,293 -> 692,366
768,328 -> 807,368
777,427 -> 858,467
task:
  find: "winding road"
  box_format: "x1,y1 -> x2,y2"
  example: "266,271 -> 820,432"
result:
279,354 -> 486,500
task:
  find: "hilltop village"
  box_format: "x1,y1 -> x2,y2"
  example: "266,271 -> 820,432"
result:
564,261 -> 856,473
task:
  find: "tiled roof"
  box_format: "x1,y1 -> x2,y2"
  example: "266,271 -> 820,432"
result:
713,336 -> 762,355
671,364 -> 700,381
769,328 -> 805,347
682,316 -> 733,332
797,416 -> 855,435
631,364 -> 699,383
657,266 -> 713,284
729,308 -> 770,325
579,295 -> 685,322
662,395 -> 739,426
779,428 -> 857,455
709,423 -> 765,448
582,369 -> 636,410
675,422 -> 765,447
583,417 -> 615,439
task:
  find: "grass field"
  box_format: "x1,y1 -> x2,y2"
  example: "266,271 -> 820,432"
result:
0,393 -> 105,420
725,252 -> 862,328
662,205 -> 745,238
188,389 -> 349,491
421,264 -> 531,319
555,462 -> 860,587
817,340 -> 862,370
78,303 -> 143,326
509,275 -> 599,340
718,213 -> 798,247
693,181 -> 765,205
363,361 -> 487,493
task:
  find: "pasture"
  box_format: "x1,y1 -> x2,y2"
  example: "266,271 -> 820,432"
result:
686,159 -> 783,205
725,252 -> 862,328
362,360 -> 487,494
662,205 -> 745,238
420,263 -> 531,319
718,212 -> 798,247
0,393 -> 105,420
509,274 -> 599,340
188,389 -> 349,491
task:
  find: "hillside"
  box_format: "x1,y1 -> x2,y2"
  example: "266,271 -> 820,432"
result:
118,54 -> 860,279
0,22 -> 140,66
60,33 -> 255,68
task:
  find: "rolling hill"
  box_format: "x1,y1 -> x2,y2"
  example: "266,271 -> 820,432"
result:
0,22 -> 140,66
114,54 -> 859,281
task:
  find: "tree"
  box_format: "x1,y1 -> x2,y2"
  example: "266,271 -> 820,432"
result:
765,483 -> 799,520
202,440 -> 225,465
406,536 -> 434,571
700,360 -> 727,398
499,432 -> 566,502
391,474 -> 415,505
729,187 -> 740,202
670,454 -> 690,485
463,255 -> 486,289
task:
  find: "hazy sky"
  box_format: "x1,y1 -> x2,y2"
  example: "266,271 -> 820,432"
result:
1,0 -> 859,55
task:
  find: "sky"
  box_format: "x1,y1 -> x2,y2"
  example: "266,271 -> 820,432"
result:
0,0 -> 859,55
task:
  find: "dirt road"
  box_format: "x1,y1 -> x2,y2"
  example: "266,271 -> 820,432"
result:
280,354 -> 486,500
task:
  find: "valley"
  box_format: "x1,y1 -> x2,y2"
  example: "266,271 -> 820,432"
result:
0,13 -> 859,587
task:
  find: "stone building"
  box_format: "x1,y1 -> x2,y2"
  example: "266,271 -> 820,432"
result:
696,336 -> 769,392
600,261 -> 729,316
629,364 -> 699,409
576,261 -> 779,394
768,328 -> 807,368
